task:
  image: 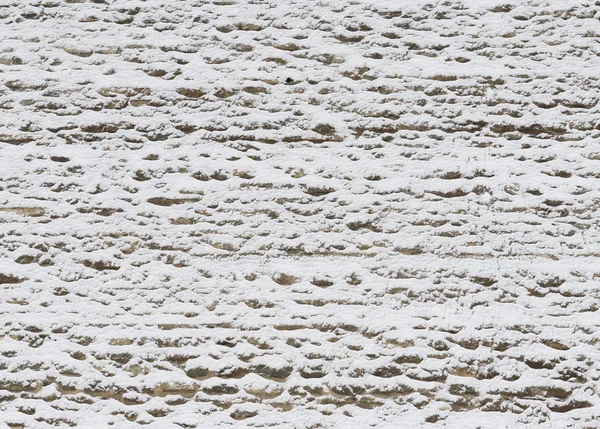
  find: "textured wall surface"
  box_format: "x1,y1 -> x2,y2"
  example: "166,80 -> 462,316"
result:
1,0 -> 600,427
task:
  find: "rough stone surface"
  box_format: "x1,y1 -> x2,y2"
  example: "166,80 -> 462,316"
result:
1,0 -> 600,428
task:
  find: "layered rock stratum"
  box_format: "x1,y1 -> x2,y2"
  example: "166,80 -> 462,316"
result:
1,0 -> 600,427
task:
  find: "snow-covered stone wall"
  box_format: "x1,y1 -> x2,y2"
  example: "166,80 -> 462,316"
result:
1,0 -> 600,427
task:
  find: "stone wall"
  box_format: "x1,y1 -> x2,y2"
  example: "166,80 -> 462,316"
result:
1,0 -> 600,427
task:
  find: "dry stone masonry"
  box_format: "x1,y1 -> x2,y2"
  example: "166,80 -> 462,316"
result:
1,0 -> 600,427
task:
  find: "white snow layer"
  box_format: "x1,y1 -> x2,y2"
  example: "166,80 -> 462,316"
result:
1,0 -> 600,428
